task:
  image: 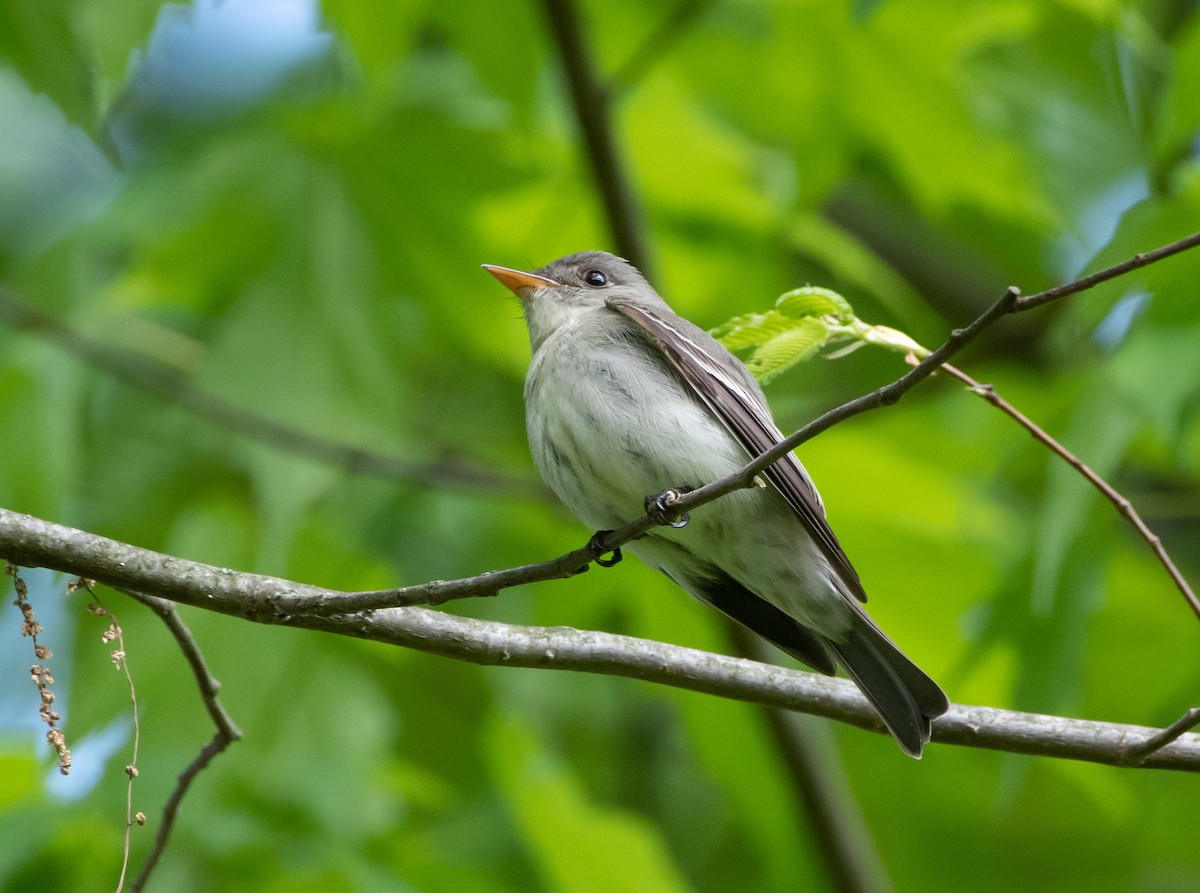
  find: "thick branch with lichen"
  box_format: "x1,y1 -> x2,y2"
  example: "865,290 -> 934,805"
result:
2,507 -> 1199,771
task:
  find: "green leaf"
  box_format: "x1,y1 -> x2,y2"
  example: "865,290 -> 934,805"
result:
0,0 -> 95,125
744,317 -> 830,384
709,310 -> 795,350
775,285 -> 855,321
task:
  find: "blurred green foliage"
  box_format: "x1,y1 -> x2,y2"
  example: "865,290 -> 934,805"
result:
1,0 -> 1199,890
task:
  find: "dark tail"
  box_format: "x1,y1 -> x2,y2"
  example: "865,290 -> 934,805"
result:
692,572 -> 839,675
827,613 -> 949,758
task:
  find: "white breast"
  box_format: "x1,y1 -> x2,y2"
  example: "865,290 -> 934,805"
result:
524,311 -> 749,529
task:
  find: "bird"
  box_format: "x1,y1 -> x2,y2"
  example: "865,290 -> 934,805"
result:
483,250 -> 948,757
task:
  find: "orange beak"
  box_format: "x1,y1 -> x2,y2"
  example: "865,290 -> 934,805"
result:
481,264 -> 561,296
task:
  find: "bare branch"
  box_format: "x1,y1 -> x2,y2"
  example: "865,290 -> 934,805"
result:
79,585 -> 141,893
0,285 -> 534,498
730,230 -> 1200,511
119,590 -> 242,893
2,508 -> 1199,771
273,286 -> 1027,616
1123,707 -> 1200,765
539,0 -> 652,275
123,592 -> 242,742
1014,231 -> 1200,311
939,362 -> 1200,620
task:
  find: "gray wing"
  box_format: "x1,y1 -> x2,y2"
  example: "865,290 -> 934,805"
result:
607,296 -> 868,603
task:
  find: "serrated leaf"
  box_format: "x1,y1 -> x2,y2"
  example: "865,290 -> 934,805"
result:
711,310 -> 799,351
744,318 -> 830,384
775,286 -> 856,321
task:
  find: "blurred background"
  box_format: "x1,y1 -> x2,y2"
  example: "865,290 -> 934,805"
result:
1,0 -> 1199,890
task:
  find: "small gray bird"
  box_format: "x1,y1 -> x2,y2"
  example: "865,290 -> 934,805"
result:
484,251 -> 948,757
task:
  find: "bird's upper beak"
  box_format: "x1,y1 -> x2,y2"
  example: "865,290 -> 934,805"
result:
482,264 -> 561,297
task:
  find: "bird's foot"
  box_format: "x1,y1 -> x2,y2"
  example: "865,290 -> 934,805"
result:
645,488 -> 692,529
586,531 -> 622,567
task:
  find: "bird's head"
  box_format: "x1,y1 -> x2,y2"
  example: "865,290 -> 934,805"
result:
483,251 -> 654,350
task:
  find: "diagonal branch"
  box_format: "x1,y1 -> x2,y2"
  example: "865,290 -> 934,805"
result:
0,286 -> 533,498
1013,231 -> 1200,311
2,507 -> 1200,771
119,590 -> 242,893
938,362 -> 1199,620
276,287 -> 1024,616
539,0 -> 652,275
684,229 -> 1200,520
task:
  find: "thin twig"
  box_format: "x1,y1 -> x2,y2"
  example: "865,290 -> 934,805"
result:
119,590 -> 242,893
4,509 -> 1200,771
938,362 -> 1200,621
80,583 -> 141,893
1014,231 -> 1200,311
1123,707 -> 1200,765
539,0 -> 652,275
713,228 -> 1200,506
0,286 -> 534,498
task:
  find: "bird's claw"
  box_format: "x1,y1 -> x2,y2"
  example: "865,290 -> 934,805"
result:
587,531 -> 622,567
645,488 -> 691,528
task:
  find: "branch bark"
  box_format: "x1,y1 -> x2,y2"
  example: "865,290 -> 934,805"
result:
3,507 -> 1198,772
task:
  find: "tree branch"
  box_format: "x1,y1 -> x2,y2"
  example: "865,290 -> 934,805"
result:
725,229 -> 1200,508
539,0 -> 652,275
1013,231 -> 1200,311
939,362 -> 1199,620
0,285 -> 533,498
119,591 -> 242,893
2,507 -> 1199,771
288,286 -> 1025,616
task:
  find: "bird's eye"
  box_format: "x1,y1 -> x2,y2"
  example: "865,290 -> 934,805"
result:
583,270 -> 607,287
